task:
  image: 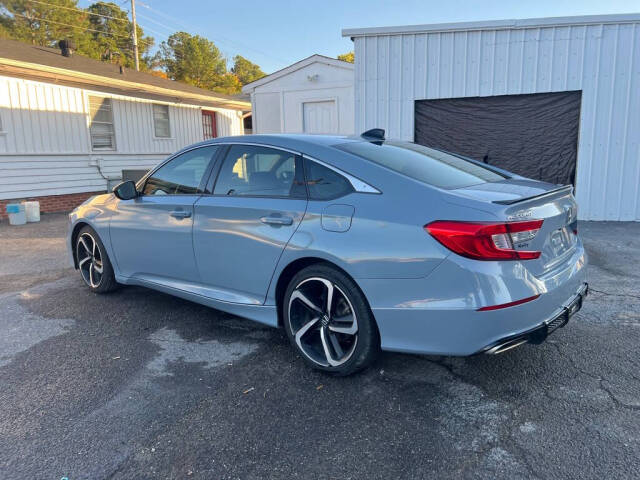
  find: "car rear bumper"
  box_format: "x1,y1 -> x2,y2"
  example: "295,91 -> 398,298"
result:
480,282 -> 587,354
361,241 -> 587,356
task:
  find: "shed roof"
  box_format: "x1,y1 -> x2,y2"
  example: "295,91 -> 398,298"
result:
342,13 -> 640,37
0,38 -> 250,110
242,54 -> 353,93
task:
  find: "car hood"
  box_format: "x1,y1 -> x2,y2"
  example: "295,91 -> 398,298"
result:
82,193 -> 114,206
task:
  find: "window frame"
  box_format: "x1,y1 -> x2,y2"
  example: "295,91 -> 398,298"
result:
203,142 -> 380,198
138,145 -> 222,197
152,103 -> 172,139
88,95 -> 116,151
206,143 -> 307,200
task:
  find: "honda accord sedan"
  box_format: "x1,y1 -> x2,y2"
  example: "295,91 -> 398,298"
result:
68,130 -> 587,375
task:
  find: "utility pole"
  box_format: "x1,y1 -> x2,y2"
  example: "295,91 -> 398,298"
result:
130,0 -> 140,71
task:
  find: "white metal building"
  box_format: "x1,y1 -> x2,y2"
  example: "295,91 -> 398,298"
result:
0,39 -> 249,214
343,14 -> 640,221
243,55 -> 354,135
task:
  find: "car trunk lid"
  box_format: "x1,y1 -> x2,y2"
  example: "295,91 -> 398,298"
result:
450,180 -> 579,275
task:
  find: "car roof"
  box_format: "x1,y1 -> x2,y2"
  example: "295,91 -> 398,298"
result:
205,133 -> 363,149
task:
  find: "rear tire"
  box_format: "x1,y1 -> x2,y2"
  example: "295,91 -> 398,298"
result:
75,225 -> 118,293
283,264 -> 380,376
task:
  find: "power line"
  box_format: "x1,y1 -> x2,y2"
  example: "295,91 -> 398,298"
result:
12,12 -> 154,46
136,12 -> 175,34
136,0 -> 289,65
26,0 -> 128,22
131,18 -> 170,40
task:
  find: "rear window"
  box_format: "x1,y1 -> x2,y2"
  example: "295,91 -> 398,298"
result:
335,141 -> 506,189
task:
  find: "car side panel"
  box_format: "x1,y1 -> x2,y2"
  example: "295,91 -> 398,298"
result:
265,186 -> 454,305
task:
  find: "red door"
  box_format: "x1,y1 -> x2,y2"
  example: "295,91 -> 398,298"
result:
202,110 -> 217,140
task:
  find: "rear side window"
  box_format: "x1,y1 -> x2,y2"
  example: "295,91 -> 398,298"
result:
335,141 -> 506,189
304,160 -> 353,200
143,146 -> 218,195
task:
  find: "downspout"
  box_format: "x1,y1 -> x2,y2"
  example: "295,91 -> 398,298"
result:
89,156 -> 121,189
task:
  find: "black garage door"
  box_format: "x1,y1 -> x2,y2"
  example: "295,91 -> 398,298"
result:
414,91 -> 581,185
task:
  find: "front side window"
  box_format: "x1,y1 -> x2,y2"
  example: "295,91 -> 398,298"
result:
153,104 -> 170,138
304,160 -> 353,200
335,141 -> 506,189
89,96 -> 116,150
143,146 -> 218,195
214,145 -> 305,197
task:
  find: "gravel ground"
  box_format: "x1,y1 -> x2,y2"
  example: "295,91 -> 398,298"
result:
0,214 -> 638,479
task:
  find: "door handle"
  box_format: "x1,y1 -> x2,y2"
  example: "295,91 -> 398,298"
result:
170,210 -> 192,219
260,215 -> 293,226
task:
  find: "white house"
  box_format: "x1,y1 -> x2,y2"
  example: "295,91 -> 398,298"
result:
0,38 -> 249,216
242,54 -> 354,135
343,14 -> 640,221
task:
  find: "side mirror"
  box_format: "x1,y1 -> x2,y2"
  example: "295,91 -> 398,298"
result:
113,180 -> 139,200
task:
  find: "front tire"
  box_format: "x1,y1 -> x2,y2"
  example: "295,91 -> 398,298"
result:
283,264 -> 380,376
75,226 -> 118,293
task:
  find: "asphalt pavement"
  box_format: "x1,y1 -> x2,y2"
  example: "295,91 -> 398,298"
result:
0,214 -> 638,479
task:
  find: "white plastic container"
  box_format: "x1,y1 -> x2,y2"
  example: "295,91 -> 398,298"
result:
22,201 -> 40,222
6,203 -> 27,225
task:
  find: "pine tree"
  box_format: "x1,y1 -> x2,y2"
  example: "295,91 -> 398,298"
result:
231,55 -> 265,85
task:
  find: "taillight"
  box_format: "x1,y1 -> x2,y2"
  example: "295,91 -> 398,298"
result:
425,220 -> 544,260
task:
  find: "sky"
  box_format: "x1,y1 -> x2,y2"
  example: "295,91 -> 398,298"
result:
80,0 -> 640,73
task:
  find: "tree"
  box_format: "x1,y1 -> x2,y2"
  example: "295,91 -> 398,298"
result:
231,55 -> 265,85
338,51 -> 354,63
157,32 -> 227,90
86,2 -> 153,69
1,0 -> 94,56
211,72 -> 242,95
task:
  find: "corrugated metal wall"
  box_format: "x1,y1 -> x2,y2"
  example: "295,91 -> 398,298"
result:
0,75 -> 244,200
353,21 -> 640,220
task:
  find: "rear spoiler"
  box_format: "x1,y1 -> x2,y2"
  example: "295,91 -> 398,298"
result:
492,185 -> 574,205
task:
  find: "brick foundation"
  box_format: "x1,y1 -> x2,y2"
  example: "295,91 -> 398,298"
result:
0,191 -> 106,220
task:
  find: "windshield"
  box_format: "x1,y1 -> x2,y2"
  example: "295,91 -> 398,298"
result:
335,141 -> 507,189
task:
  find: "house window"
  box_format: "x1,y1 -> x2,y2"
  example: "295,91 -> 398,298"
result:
153,104 -> 171,138
88,96 -> 116,150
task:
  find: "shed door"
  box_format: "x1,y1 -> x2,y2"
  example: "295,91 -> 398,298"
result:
414,91 -> 581,185
303,100 -> 337,134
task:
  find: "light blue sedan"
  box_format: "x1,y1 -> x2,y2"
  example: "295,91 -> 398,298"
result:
68,130 -> 587,375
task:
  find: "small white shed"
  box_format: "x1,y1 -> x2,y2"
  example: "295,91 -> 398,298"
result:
242,55 -> 354,135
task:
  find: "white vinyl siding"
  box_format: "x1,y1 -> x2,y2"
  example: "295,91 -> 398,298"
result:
0,75 -> 245,200
153,103 -> 170,138
350,17 -> 640,221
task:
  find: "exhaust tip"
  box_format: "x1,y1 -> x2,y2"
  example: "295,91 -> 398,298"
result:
485,337 -> 529,355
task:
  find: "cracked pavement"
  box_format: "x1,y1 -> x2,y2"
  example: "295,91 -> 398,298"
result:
0,215 -> 638,479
